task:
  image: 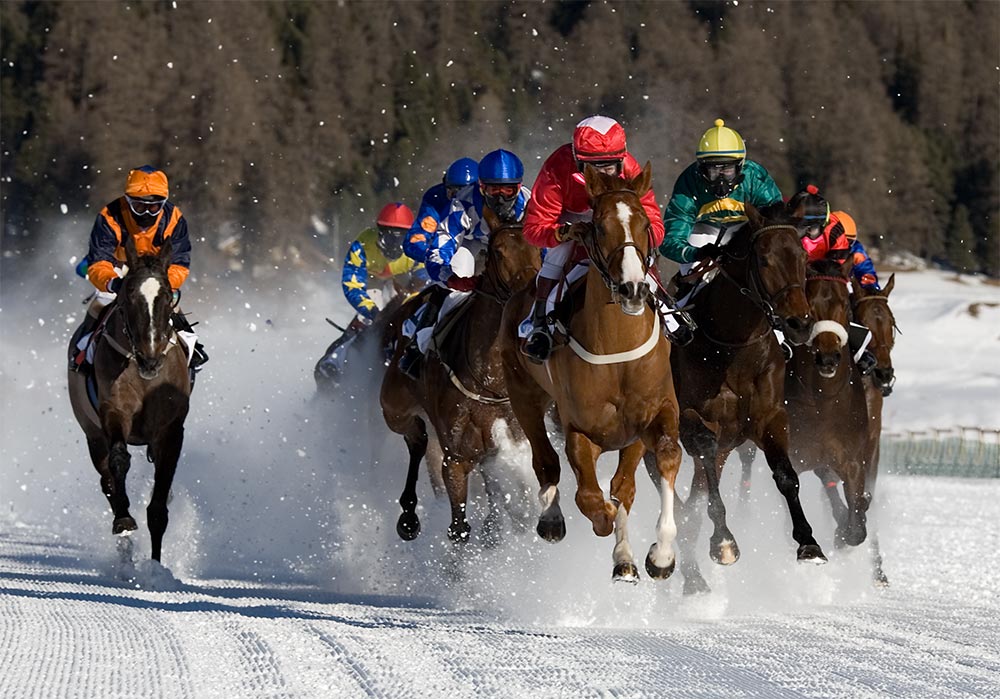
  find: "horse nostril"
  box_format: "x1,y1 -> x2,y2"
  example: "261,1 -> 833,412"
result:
785,317 -> 807,332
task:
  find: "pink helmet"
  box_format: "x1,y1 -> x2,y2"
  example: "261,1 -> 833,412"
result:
572,116 -> 627,162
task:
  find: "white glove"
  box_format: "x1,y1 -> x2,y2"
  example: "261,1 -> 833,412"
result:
366,287 -> 384,310
427,249 -> 446,266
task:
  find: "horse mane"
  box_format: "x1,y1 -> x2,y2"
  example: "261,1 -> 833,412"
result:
808,258 -> 849,278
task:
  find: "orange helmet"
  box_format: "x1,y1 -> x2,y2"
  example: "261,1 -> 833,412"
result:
125,165 -> 169,199
831,211 -> 857,241
376,202 -> 415,230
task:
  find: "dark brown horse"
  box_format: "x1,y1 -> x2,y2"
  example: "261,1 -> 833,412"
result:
670,203 -> 826,594
380,209 -> 541,544
785,259 -> 874,550
67,237 -> 191,562
501,164 -> 683,582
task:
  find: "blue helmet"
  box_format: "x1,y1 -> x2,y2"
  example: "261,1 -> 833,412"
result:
478,149 -> 523,185
444,158 -> 478,188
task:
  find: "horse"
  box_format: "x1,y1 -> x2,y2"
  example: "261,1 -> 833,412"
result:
380,208 -> 541,545
500,163 -> 683,583
785,258 -> 875,546
67,236 -> 191,562
669,202 -> 826,594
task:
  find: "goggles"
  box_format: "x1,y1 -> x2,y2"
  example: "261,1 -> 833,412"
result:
701,162 -> 739,182
377,225 -> 405,238
126,195 -> 166,216
482,183 -> 519,198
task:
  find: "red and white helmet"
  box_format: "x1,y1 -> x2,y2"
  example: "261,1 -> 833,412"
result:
572,116 -> 627,162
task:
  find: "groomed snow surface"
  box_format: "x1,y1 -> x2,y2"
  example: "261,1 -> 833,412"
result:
2,267 -> 999,698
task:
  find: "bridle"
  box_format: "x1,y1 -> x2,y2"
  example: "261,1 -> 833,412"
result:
581,188 -> 652,302
105,275 -> 176,364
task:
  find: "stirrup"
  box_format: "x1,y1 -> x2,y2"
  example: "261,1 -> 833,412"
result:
191,343 -> 209,371
523,328 -> 553,364
666,324 -> 693,347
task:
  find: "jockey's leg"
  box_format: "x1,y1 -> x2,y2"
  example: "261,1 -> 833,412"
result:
848,322 -> 875,376
648,266 -> 694,347
398,285 -> 445,380
69,291 -> 115,370
171,308 -> 209,370
523,241 -> 573,363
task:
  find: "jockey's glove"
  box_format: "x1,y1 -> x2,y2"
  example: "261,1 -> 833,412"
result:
446,274 -> 476,292
693,243 -> 723,262
554,224 -> 571,243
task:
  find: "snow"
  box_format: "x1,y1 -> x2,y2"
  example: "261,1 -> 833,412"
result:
1,267 -> 999,697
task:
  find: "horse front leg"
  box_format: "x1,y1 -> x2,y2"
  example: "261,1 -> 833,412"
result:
101,411 -> 137,536
396,415 -> 429,541
147,422 -> 183,562
757,413 -> 827,563
681,411 -> 739,566
608,442 -> 644,582
565,430 -> 615,537
442,456 -> 473,543
643,416 -> 683,581
840,464 -> 871,548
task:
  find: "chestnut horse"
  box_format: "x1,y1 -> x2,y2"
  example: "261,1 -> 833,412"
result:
67,237 -> 191,562
380,209 -> 541,545
785,259 -> 874,539
501,164 -> 683,583
669,203 -> 826,594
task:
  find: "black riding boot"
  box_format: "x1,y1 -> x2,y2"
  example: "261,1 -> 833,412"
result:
848,322 -> 875,376
172,312 -> 209,371
68,313 -> 100,371
654,286 -> 695,346
523,277 -> 558,363
398,294 -> 442,380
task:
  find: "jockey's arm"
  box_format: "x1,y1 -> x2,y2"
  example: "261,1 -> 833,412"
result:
165,215 -> 192,290
86,212 -> 123,292
850,240 -> 880,290
404,191 -> 443,263
659,171 -> 700,263
522,163 -> 564,249
341,240 -> 379,320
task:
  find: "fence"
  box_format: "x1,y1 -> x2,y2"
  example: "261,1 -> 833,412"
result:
881,426 -> 1000,478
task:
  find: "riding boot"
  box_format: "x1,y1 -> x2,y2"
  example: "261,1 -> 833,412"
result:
653,284 -> 695,347
523,276 -> 558,363
399,291 -> 443,380
171,311 -> 209,371
847,322 -> 874,376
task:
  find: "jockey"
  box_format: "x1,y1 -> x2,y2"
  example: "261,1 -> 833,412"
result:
660,118 -> 783,301
341,201 -> 424,322
789,185 -> 877,375
69,165 -> 207,372
828,210 -> 881,291
397,149 -> 530,379
404,157 -> 479,265
316,202 -> 425,384
521,115 -> 673,362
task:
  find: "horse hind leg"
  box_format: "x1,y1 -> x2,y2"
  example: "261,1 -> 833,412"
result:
395,416 -> 429,541
147,423 -> 183,562
442,457 -> 473,543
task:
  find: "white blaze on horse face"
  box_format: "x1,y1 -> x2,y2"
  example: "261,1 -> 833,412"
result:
139,277 -> 162,348
615,201 -> 645,285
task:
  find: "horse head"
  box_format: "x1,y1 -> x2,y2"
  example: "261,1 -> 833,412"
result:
121,235 -> 176,380
718,203 -> 813,344
804,258 -> 854,379
853,273 -> 897,395
482,207 -> 541,302
574,162 -> 654,316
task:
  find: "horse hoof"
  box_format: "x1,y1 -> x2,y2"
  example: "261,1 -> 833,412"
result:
112,517 -> 138,535
644,554 -> 676,580
536,518 -> 566,543
396,512 -> 421,541
797,544 -> 828,564
447,524 -> 471,543
873,570 -> 890,588
612,562 -> 639,584
710,537 -> 740,566
683,575 -> 711,596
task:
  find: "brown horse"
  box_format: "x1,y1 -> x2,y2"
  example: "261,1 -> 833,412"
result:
785,259 -> 874,550
67,237 -> 191,562
501,163 -> 683,583
670,203 -> 825,594
380,209 -> 541,544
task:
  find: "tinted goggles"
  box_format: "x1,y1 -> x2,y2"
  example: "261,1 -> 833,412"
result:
701,162 -> 738,182
482,183 -> 519,198
126,196 -> 166,216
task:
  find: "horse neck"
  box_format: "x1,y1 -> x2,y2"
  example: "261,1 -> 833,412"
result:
696,262 -> 772,342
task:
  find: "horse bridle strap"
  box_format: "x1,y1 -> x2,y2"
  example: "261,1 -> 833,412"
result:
440,360 -> 509,404
554,312 -> 660,365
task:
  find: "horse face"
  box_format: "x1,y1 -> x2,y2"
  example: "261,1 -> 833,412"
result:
491,226 -> 541,291
854,278 -> 896,395
124,272 -> 174,380
753,225 -> 812,344
805,268 -> 852,380
584,164 -> 653,316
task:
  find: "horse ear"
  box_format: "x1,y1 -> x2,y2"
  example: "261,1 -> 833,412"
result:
124,234 -> 140,269
630,161 -> 653,198
883,273 -> 895,297
482,206 -> 501,234
745,202 -> 764,228
583,163 -> 609,198
158,236 -> 174,267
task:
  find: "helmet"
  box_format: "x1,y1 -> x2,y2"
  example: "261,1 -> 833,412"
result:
789,185 -> 830,240
572,116 -> 627,162
125,165 -> 169,199
478,150 -> 523,221
375,202 -> 415,260
830,210 -> 857,241
477,149 -> 523,184
445,158 -> 478,188
696,119 -> 746,198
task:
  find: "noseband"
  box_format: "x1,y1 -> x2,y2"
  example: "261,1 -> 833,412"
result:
582,189 -> 652,300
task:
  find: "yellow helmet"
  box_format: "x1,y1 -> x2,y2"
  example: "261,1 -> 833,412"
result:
696,119 -> 746,162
